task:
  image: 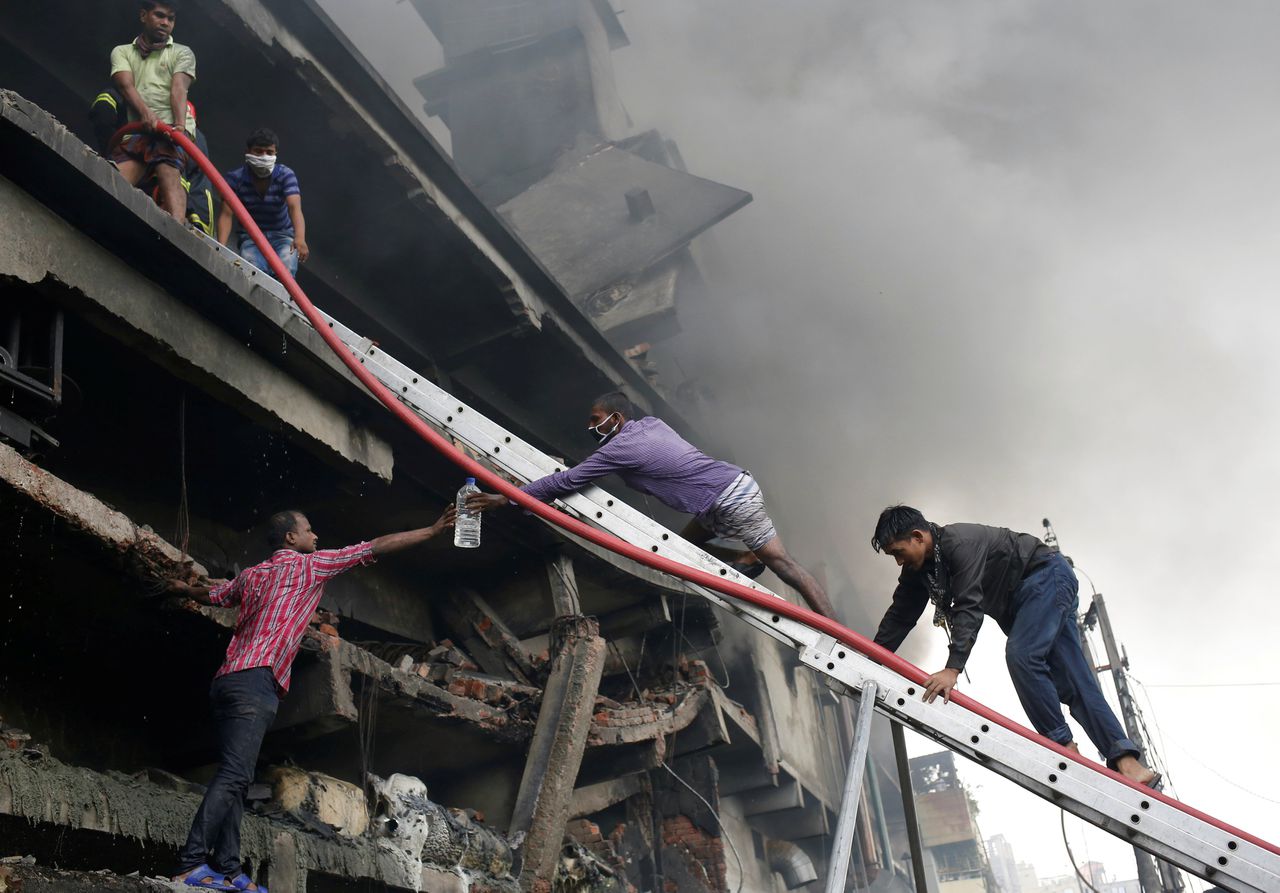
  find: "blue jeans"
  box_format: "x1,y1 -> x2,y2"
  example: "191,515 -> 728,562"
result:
238,232 -> 298,278
178,667 -> 279,876
1005,553 -> 1140,766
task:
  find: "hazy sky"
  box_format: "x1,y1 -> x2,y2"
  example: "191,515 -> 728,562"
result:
322,1 -> 1280,885
607,1 -> 1280,885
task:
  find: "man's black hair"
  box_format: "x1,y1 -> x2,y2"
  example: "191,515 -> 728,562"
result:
267,509 -> 304,549
871,504 -> 931,553
246,127 -> 279,150
141,1 -> 179,12
592,390 -> 635,418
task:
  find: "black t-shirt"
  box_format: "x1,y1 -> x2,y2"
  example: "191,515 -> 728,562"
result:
873,523 -> 1052,670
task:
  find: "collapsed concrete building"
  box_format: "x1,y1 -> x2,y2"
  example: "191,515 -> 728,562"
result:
0,2 -> 926,891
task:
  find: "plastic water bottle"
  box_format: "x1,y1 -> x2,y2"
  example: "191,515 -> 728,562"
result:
454,478 -> 482,549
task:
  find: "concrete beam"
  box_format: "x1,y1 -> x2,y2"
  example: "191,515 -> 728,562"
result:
588,688 -> 709,748
596,597 -> 670,639
0,171 -> 393,481
749,798 -> 830,843
440,588 -> 537,683
508,616 -> 607,890
272,638 -> 359,738
569,774 -> 648,820
0,440 -> 208,582
737,780 -> 804,817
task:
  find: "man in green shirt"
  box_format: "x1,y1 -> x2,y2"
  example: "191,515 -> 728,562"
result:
109,0 -> 196,222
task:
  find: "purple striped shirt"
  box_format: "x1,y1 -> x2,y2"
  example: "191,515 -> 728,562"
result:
521,417 -> 742,515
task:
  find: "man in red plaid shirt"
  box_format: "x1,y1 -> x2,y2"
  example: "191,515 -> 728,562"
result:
166,506 -> 453,891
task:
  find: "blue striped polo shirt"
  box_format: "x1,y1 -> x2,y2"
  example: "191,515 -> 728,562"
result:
224,163 -> 301,236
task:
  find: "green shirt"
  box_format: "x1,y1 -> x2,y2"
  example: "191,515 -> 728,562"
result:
109,38 -> 197,136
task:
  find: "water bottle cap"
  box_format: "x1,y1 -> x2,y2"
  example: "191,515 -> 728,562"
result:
465,477 -> 476,485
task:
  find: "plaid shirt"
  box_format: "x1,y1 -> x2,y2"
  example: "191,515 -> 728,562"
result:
210,542 -> 375,693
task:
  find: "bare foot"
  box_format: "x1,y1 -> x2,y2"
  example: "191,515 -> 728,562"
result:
1064,741 -> 1081,755
1115,754 -> 1160,787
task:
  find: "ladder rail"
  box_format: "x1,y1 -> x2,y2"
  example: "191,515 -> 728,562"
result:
153,123 -> 1279,892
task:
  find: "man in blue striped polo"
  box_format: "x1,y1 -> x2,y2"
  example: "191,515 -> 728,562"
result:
216,128 -> 309,279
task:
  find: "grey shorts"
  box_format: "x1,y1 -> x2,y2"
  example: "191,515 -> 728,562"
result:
695,473 -> 778,552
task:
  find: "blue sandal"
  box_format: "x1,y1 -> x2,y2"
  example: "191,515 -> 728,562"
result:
180,864 -> 234,889
228,874 -> 268,892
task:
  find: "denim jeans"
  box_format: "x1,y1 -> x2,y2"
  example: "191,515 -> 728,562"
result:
238,232 -> 298,278
1005,553 -> 1140,766
178,667 -> 279,876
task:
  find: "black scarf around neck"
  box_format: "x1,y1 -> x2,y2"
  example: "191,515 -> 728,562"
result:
924,523 -> 953,635
134,34 -> 169,58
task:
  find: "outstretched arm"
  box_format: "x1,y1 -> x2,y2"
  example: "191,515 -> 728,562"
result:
471,439 -> 638,512
369,506 -> 455,557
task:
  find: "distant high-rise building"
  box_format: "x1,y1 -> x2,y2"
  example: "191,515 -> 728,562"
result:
1015,860 -> 1039,893
985,834 -> 1022,893
912,751 -> 997,893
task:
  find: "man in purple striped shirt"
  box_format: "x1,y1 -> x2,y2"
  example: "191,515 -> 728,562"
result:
470,392 -> 836,618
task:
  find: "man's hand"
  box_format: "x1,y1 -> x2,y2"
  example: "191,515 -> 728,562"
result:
429,505 -> 457,535
467,493 -> 509,513
141,108 -> 160,133
922,668 -> 960,704
165,577 -> 227,607
293,237 -> 310,264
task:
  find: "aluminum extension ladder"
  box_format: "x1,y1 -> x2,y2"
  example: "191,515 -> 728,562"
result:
214,241 -> 1280,893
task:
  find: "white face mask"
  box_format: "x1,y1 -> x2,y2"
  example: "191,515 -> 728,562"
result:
588,412 -> 622,444
245,153 -> 277,176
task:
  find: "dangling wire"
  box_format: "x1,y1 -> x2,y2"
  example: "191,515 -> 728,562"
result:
357,673 -> 380,811
1060,812 -> 1103,893
173,392 -> 191,558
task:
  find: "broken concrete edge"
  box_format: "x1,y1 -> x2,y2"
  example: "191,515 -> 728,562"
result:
0,440 -> 209,582
0,748 -> 499,890
0,862 -> 177,892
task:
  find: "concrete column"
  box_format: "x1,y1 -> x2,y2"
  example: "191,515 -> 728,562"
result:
509,615 -> 606,891
545,553 -> 581,616
270,831 -> 304,893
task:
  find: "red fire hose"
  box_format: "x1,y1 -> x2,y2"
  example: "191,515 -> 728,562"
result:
114,121 -> 1279,857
